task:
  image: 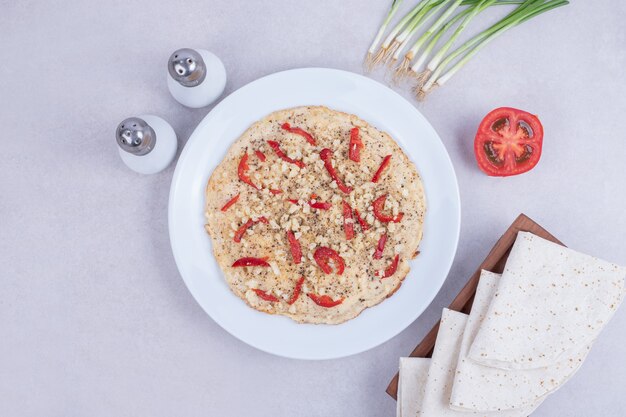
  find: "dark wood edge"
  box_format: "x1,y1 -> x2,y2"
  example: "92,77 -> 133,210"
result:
385,213 -> 565,399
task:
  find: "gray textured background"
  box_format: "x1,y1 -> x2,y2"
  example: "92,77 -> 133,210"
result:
1,1 -> 625,416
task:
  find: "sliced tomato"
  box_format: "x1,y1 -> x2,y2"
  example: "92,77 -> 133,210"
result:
281,122 -> 316,145
252,288 -> 279,302
286,231 -> 302,264
220,194 -> 240,212
342,202 -> 355,240
353,209 -> 369,232
372,194 -> 404,223
373,233 -> 387,259
307,293 -> 344,308
372,155 -> 392,183
254,150 -> 266,162
238,153 -> 258,189
319,148 -> 352,194
474,107 -> 544,177
349,127 -> 364,162
313,247 -> 345,275
232,257 -> 270,267
233,217 -> 268,243
287,277 -> 305,305
377,254 -> 400,279
267,140 -> 305,168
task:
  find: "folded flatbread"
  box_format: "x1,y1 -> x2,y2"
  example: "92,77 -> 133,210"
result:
397,357 -> 431,417
468,232 -> 625,370
420,309 -> 536,417
450,270 -> 586,411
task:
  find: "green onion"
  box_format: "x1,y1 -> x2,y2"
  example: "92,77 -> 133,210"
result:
418,0 -> 568,100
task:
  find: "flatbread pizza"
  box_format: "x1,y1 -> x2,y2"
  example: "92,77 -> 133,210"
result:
204,106 -> 426,324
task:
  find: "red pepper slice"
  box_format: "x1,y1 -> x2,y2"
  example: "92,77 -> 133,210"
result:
221,194 -> 240,212
372,194 -> 404,223
313,247 -> 345,275
377,254 -> 400,279
267,140 -> 305,168
307,293 -> 344,308
349,127 -> 364,162
309,201 -> 332,210
233,217 -> 268,243
238,153 -> 258,189
342,201 -> 355,240
372,155 -> 392,183
287,277 -> 305,305
232,257 -> 270,267
286,231 -> 302,264
354,208 -> 369,231
252,288 -> 279,302
373,233 -> 387,259
269,189 -> 283,195
281,122 -> 316,145
254,150 -> 266,162
319,148 -> 352,194
287,199 -> 299,204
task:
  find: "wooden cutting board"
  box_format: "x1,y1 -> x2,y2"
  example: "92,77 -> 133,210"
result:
386,213 -> 565,399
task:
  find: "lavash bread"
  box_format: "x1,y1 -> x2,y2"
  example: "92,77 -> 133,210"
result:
468,232 -> 625,370
419,309 -> 537,417
450,270 -> 588,412
397,357 -> 431,417
205,106 -> 426,324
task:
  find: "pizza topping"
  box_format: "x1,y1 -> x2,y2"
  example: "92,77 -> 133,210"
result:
238,153 -> 258,189
234,217 -> 269,243
267,140 -> 305,168
252,288 -> 280,302
307,293 -> 344,308
286,231 -> 302,264
372,194 -> 404,223
319,148 -> 352,194
372,155 -> 392,183
254,150 -> 267,162
377,254 -> 400,278
349,127 -> 364,162
354,208 -> 370,231
313,247 -> 345,275
287,277 -> 305,305
373,233 -> 387,259
232,257 -> 270,267
342,201 -> 355,240
220,194 -> 240,212
269,189 -> 283,195
281,122 -> 316,145
287,198 -> 332,210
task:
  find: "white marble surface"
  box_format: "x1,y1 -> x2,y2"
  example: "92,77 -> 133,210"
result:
1,1 -> 625,416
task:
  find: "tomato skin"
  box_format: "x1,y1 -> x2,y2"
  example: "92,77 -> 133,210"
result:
313,246 -> 345,275
254,150 -> 266,162
287,277 -> 305,305
307,293 -> 344,308
342,202 -> 355,240
320,148 -> 353,194
286,231 -> 302,264
233,217 -> 268,243
354,209 -> 369,232
474,107 -> 544,177
238,153 -> 258,189
377,254 -> 400,279
373,233 -> 387,259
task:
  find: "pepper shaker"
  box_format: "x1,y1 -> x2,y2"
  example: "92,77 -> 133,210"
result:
167,48 -> 227,108
115,115 -> 177,174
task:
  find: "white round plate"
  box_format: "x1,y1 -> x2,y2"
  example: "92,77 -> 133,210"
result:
169,68 -> 460,360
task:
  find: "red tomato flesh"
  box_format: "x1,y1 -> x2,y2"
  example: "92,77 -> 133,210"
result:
474,107 -> 543,177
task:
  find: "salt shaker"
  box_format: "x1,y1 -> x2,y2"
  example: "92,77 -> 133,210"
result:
167,48 -> 227,108
115,115 -> 177,174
